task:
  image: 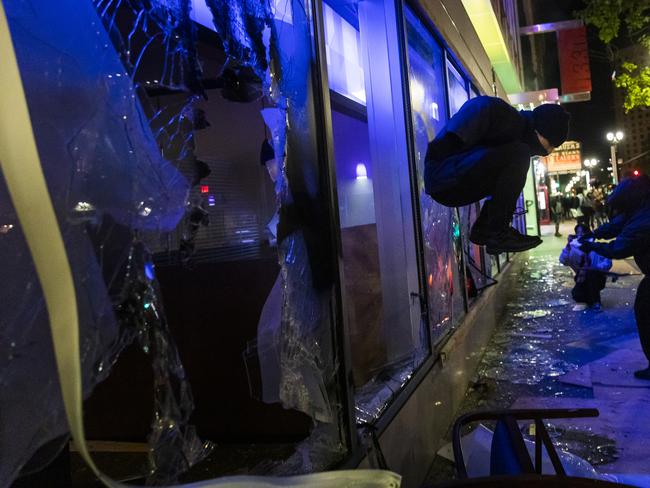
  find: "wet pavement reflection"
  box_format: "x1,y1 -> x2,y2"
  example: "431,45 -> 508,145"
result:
429,223 -> 645,481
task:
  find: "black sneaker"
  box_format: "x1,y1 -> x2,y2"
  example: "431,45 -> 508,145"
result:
483,228 -> 541,255
634,367 -> 650,380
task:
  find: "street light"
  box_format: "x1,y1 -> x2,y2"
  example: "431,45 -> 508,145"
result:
606,131 -> 624,184
583,159 -> 599,188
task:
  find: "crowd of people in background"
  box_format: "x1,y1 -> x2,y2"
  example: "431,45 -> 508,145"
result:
549,180 -> 613,237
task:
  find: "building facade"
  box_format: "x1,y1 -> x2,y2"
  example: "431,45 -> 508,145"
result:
0,1 -> 526,486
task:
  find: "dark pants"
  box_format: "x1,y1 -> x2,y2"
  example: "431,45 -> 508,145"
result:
571,271 -> 606,306
635,276 -> 650,363
580,206 -> 594,229
552,212 -> 561,234
426,142 -> 530,230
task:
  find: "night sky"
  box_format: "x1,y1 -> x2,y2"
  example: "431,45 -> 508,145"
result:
518,0 -> 618,183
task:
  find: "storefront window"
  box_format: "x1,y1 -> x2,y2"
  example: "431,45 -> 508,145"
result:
325,0 -> 427,423
447,60 -> 469,116
460,203 -> 488,299
5,0 -> 350,480
405,6 -> 469,344
446,62 -> 477,306
323,3 -> 366,104
163,2 -> 349,473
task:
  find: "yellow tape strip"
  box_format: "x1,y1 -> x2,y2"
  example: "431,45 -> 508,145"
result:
0,3 -> 399,487
0,2 -> 119,487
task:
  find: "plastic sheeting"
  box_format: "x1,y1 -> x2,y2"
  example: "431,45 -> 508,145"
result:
277,232 -> 335,423
0,0 -> 213,485
253,0 -> 345,470
118,243 -> 214,484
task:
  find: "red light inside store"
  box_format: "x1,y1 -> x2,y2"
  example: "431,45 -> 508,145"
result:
633,170 -> 640,176
200,185 -> 209,194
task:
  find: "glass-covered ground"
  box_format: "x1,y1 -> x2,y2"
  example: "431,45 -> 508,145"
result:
427,221 -> 647,483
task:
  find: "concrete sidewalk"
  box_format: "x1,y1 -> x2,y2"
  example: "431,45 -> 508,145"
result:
428,221 -> 647,480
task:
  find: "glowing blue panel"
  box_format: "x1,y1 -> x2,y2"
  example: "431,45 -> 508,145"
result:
323,3 -> 366,104
447,61 -> 469,116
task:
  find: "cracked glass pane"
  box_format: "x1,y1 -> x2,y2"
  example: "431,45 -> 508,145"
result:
1,0 -> 203,485
405,6 -> 466,344
2,0 -> 351,484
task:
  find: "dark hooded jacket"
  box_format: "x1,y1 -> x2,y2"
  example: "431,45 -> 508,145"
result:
424,97 -> 552,195
426,96 -> 550,162
583,177 -> 650,275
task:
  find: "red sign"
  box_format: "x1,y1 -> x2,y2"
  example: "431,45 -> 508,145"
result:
557,27 -> 592,95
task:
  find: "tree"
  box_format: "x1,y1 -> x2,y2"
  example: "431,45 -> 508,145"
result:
576,0 -> 650,111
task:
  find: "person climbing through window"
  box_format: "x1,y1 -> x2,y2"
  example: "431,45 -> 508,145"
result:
560,223 -> 611,312
425,96 -> 570,254
576,175 -> 650,379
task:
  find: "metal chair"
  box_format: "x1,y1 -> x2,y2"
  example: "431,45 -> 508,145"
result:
451,408 -> 600,478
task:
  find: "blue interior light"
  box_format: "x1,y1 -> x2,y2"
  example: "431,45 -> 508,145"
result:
356,163 -> 368,179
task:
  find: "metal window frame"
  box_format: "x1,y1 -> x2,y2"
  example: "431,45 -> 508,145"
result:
310,0 -> 359,460
312,0 -> 438,463
310,0 -> 523,468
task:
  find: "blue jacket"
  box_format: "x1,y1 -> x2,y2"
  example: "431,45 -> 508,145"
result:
585,201 -> 650,275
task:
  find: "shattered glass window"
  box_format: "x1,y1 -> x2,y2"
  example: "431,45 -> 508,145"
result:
1,0 -> 348,485
405,6 -> 468,345
1,1 -> 200,484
